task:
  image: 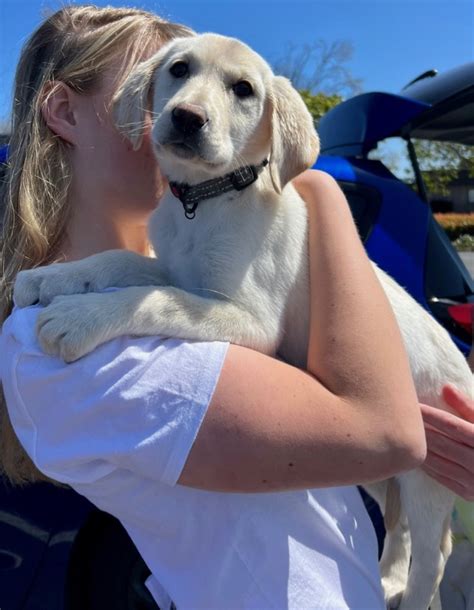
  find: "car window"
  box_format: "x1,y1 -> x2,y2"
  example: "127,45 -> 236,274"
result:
337,181 -> 382,243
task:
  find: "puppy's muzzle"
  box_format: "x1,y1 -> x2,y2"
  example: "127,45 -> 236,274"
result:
172,104 -> 209,136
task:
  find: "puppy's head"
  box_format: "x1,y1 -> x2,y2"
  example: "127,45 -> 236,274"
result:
114,33 -> 319,188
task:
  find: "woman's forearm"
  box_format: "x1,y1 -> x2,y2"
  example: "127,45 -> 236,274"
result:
295,170 -> 426,456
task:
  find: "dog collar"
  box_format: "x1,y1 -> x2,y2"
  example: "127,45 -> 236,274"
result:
169,159 -> 268,220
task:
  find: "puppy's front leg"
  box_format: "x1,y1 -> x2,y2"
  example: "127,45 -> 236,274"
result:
15,250 -> 167,307
37,285 -> 280,362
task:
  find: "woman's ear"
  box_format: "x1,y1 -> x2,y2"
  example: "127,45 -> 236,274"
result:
41,82 -> 79,145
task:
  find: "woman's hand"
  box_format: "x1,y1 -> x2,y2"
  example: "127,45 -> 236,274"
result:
421,384 -> 474,501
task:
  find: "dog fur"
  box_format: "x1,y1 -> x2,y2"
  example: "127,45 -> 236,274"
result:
15,33 -> 473,609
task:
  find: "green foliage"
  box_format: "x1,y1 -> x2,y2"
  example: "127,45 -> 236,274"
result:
299,90 -> 342,125
453,234 -> 474,252
414,140 -> 474,196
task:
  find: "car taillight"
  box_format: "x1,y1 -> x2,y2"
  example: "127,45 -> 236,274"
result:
447,303 -> 473,336
429,297 -> 473,347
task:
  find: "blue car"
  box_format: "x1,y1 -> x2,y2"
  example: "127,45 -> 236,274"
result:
315,61 -> 473,357
1,62 -> 473,609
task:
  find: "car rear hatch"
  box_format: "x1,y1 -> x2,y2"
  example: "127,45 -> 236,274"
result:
318,62 -> 474,352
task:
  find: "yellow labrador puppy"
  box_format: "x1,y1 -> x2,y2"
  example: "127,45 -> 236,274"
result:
15,33 -> 472,610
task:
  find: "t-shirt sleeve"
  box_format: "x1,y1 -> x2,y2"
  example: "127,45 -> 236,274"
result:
3,311 -> 228,487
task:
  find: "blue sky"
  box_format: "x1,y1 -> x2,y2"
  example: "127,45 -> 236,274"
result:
0,0 -> 473,124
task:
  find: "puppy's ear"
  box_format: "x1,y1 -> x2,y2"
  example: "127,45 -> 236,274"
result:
112,52 -> 163,150
268,77 -> 320,193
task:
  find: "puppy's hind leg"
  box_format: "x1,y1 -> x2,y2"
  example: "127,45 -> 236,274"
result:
429,590 -> 442,610
382,517 -> 411,610
365,479 -> 412,609
397,470 -> 454,610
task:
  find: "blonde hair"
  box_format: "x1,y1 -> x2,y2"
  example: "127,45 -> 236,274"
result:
0,4 -> 192,484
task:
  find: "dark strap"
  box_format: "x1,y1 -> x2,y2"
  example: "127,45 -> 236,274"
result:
169,159 -> 268,219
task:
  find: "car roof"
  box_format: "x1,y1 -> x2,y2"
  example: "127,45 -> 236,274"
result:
0,132 -> 9,164
400,62 -> 474,105
319,61 -> 474,155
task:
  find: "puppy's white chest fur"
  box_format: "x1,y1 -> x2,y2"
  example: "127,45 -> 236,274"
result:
149,182 -> 310,366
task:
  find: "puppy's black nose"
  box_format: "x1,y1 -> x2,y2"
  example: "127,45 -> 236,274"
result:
172,104 -> 208,135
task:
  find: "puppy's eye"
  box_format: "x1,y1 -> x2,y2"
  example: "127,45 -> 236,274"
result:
232,80 -> 253,98
170,61 -> 189,78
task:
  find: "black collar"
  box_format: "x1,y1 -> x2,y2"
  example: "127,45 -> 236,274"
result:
169,159 -> 268,219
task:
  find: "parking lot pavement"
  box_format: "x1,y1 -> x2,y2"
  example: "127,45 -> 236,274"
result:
459,252 -> 474,279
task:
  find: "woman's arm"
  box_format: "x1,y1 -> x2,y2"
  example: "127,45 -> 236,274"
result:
422,384 -> 474,501
178,170 -> 426,492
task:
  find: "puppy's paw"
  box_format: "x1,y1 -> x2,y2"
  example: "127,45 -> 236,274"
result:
383,581 -> 404,610
36,293 -> 116,362
14,269 -> 45,308
15,262 -> 105,308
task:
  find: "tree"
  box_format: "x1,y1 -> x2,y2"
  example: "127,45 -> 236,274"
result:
413,140 -> 474,195
272,40 -> 362,98
271,39 -> 361,125
298,90 -> 342,125
365,138 -> 474,196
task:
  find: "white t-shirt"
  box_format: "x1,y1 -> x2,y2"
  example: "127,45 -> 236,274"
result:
1,304 -> 385,610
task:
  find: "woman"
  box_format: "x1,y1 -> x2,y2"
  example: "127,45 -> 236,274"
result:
0,5 -> 472,609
